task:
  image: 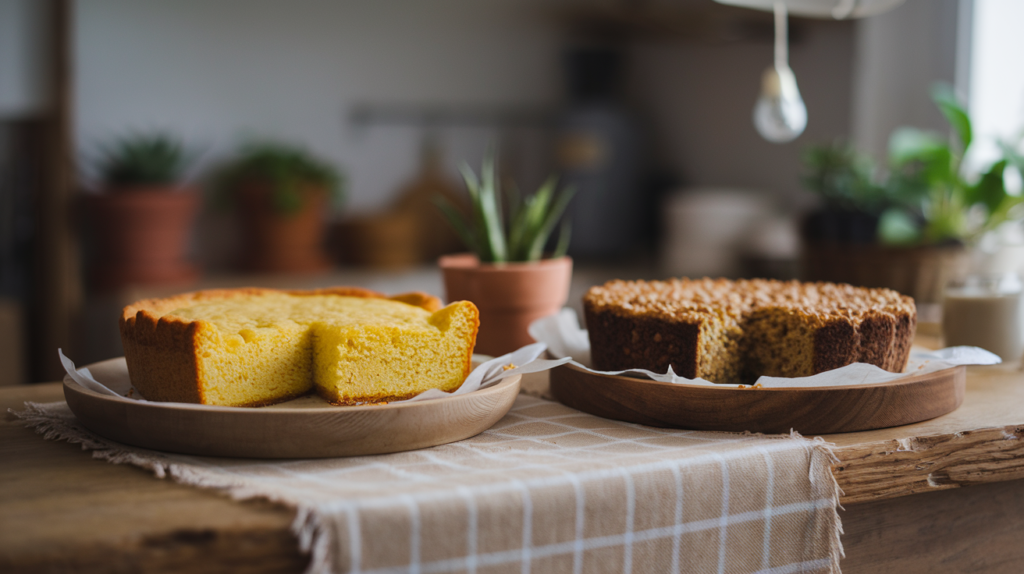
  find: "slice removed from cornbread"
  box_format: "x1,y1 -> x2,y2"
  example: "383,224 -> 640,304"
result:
119,287 -> 479,406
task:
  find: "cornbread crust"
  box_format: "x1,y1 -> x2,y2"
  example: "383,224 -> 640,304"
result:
583,278 -> 915,384
120,287 -> 477,406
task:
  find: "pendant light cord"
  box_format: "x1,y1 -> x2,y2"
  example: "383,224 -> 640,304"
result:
774,1 -> 788,70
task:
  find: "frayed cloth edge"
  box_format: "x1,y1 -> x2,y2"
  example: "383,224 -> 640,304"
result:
792,429 -> 846,574
11,401 -> 847,574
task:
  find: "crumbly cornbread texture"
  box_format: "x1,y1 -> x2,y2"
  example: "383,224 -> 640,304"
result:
583,278 -> 915,384
120,288 -> 479,406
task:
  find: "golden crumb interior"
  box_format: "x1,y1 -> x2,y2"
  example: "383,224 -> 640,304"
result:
741,308 -> 818,380
311,302 -> 479,404
695,309 -> 745,384
162,294 -> 477,406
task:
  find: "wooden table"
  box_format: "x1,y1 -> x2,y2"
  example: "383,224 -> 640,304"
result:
3,364 -> 1023,573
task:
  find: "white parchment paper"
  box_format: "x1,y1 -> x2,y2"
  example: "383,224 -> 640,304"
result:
528,308 -> 1002,389
58,344 -> 571,405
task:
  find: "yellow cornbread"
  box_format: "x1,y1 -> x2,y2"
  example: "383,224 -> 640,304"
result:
120,287 -> 479,406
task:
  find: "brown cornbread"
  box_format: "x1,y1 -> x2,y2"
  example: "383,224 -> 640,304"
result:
583,278 -> 916,384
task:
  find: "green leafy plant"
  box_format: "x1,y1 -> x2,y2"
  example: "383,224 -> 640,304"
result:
97,133 -> 190,188
801,140 -> 887,214
880,85 -> 1024,245
434,151 -> 575,263
215,142 -> 343,214
801,85 -> 1024,246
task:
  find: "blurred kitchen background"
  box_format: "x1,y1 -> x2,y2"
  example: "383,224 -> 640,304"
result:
1,0 -> 1022,383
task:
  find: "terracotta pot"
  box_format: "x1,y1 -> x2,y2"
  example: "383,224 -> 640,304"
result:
439,254 -> 573,356
800,242 -> 971,304
235,182 -> 331,273
85,187 -> 200,291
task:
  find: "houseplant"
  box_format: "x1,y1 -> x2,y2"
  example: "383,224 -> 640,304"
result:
800,85 -> 1024,303
880,85 -> 1023,248
436,151 -> 575,356
84,133 -> 199,291
215,142 -> 343,273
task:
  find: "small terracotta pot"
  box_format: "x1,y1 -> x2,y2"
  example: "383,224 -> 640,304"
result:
235,181 -> 331,273
85,187 -> 200,291
439,254 -> 573,356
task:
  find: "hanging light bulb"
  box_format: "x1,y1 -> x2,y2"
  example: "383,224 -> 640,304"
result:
753,1 -> 807,143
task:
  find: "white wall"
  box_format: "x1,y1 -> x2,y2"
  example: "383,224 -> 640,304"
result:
74,0 -> 565,212
73,0 -> 867,213
5,0 -> 975,211
630,19 -> 855,204
968,0 -> 1024,175
68,0 -> 986,237
850,0 -> 962,163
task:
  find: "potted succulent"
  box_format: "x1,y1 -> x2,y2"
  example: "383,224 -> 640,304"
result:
800,85 -> 1024,303
215,142 -> 343,273
84,133 -> 199,291
436,151 -> 575,356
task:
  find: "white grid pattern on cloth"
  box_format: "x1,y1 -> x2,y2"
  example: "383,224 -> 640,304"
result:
758,446 -> 777,572
348,501 -> 839,574
715,452 -> 731,574
14,395 -> 842,574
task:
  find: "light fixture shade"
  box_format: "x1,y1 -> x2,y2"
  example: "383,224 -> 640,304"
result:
714,0 -> 904,20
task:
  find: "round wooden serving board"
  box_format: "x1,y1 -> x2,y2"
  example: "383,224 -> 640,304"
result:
63,358 -> 520,459
549,363 -> 966,434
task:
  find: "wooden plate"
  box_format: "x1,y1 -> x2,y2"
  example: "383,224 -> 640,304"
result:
549,362 -> 965,434
63,357 -> 521,459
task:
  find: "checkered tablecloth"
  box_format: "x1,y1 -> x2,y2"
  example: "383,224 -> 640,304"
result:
16,396 -> 842,574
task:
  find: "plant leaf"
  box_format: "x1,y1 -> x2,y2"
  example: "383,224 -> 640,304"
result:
483,154 -> 508,262
889,128 -> 946,165
433,196 -> 479,257
526,183 -> 575,261
505,179 -> 529,260
931,84 -> 972,153
513,176 -> 556,260
444,148 -> 576,262
99,133 -> 188,186
877,207 -> 921,245
459,162 -> 489,259
505,181 -> 522,241
459,162 -> 480,203
552,219 -> 572,259
456,153 -> 507,262
923,198 -> 966,243
968,159 -> 1008,214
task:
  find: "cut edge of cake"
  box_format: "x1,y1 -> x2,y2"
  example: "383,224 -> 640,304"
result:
119,287 -> 478,407
583,278 -> 916,384
311,300 -> 479,405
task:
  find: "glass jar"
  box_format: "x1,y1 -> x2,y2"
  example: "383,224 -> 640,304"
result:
942,273 -> 1024,361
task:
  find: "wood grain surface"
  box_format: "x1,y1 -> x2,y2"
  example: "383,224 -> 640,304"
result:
549,362 -> 965,434
841,479 -> 1024,574
63,357 -> 521,459
2,384 -> 306,574
827,363 -> 1024,504
4,359 -> 1023,573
